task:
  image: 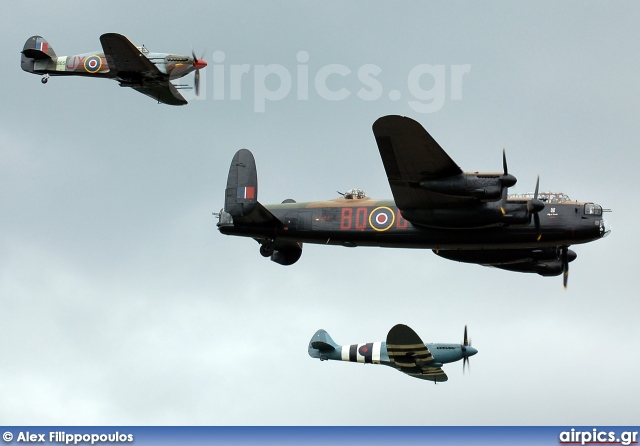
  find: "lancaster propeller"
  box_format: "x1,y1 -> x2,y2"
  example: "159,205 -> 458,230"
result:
527,175 -> 545,239
561,246 -> 570,289
500,149 -> 517,214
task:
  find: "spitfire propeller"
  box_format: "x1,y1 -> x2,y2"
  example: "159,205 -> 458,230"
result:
461,325 -> 475,374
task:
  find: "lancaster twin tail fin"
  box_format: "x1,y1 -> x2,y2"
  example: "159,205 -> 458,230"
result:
225,149 -> 258,218
224,149 -> 284,228
221,149 -> 302,265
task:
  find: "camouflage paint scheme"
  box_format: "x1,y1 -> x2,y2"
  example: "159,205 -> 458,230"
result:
308,324 -> 477,382
21,34 -> 206,105
217,116 -> 610,286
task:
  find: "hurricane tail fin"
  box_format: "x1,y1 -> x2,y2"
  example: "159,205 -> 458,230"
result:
22,36 -> 57,74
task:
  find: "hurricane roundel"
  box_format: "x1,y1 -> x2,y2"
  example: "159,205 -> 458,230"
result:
84,55 -> 102,73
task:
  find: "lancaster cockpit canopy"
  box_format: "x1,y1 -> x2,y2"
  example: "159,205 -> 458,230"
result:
509,191 -> 570,204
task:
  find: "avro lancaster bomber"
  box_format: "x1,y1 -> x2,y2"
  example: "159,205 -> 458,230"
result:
217,115 -> 610,287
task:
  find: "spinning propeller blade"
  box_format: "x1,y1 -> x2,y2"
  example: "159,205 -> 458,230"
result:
191,50 -> 207,97
461,324 -> 472,375
499,149 -> 517,214
526,175 -> 544,239
562,246 -> 569,289
463,324 -> 469,347
502,148 -> 508,177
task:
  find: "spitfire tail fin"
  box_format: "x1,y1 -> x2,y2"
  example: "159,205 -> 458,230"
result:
225,149 -> 258,217
308,329 -> 340,360
21,36 -> 56,73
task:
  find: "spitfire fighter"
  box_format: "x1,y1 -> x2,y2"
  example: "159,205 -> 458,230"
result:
216,115 -> 611,286
308,324 -> 477,382
21,34 -> 207,105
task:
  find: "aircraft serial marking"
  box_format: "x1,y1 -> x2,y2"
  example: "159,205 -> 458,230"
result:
340,207 -> 407,231
66,55 -> 86,70
56,56 -> 66,71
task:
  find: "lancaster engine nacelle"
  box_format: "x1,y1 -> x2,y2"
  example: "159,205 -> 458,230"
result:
419,172 -> 516,202
434,247 -> 577,277
401,201 -> 531,229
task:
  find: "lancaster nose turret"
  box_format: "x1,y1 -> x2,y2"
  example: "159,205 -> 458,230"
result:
601,218 -> 611,237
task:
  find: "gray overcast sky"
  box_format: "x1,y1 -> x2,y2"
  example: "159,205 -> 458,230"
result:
1,1 -> 639,425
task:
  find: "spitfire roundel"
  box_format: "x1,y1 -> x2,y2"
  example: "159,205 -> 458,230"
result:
84,55 -> 102,73
369,206 -> 395,232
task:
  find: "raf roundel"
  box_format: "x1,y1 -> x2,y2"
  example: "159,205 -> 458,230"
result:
369,206 -> 395,232
84,55 -> 102,73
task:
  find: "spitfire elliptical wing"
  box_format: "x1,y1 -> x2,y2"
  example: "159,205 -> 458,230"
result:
373,115 -> 473,210
386,324 -> 448,382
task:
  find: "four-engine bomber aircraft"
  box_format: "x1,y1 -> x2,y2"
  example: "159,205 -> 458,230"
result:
21,34 -> 207,105
216,115 -> 610,287
308,324 -> 477,382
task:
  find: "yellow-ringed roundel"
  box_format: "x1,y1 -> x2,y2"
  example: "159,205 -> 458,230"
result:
84,55 -> 102,73
369,206 -> 395,232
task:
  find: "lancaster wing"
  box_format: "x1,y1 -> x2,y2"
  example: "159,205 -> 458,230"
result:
373,115 -> 472,211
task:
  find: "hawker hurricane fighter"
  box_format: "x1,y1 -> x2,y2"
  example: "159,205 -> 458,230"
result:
21,34 -> 207,105
216,115 -> 611,287
308,324 -> 477,383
